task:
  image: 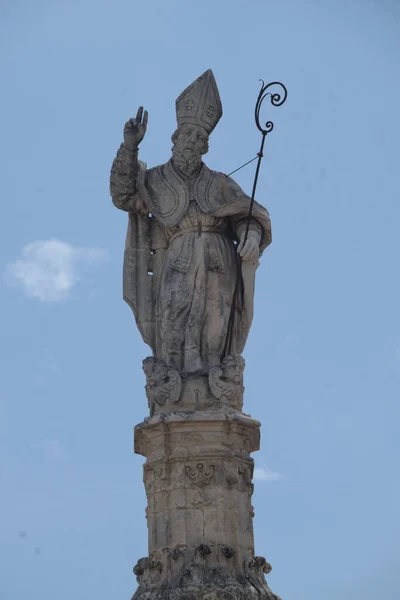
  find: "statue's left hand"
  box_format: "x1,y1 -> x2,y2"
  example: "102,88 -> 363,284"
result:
237,232 -> 260,261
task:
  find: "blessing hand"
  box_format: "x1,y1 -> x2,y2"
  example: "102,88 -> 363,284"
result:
123,106 -> 148,149
237,232 -> 260,261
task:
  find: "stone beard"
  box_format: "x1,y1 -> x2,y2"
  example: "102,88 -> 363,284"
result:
170,126 -> 204,177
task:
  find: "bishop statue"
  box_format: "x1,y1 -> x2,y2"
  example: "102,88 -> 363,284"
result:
110,70 -> 272,414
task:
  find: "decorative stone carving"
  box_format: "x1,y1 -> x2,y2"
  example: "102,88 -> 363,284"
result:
263,562 -> 272,575
189,487 -> 212,507
153,466 -> 163,479
132,563 -> 281,600
133,557 -> 150,579
226,474 -> 239,488
133,557 -> 163,587
208,354 -> 245,410
143,357 -> 182,416
243,556 -> 275,592
196,544 -> 212,557
170,547 -> 185,561
221,546 -> 235,559
151,560 -> 163,573
226,466 -> 239,488
239,464 -> 254,486
185,463 -> 215,486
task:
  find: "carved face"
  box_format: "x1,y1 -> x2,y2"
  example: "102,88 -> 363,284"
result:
222,356 -> 244,384
143,359 -> 167,387
173,124 -> 208,159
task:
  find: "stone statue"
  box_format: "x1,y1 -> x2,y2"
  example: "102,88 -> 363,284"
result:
110,69 -> 271,410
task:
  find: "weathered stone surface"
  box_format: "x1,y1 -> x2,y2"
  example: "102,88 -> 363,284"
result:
130,404 -> 281,598
143,353 -> 245,416
143,357 -> 182,416
209,354 -> 245,412
131,562 -> 281,600
130,410 -> 280,599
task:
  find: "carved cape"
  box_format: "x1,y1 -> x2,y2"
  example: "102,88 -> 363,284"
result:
122,160 -> 271,356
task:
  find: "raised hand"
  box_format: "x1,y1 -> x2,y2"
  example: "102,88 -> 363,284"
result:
123,106 -> 148,149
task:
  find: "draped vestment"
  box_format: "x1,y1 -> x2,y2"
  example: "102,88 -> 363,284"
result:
110,146 -> 271,375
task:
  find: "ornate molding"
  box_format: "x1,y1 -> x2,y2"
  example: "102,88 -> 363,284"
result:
132,562 -> 281,600
185,463 -> 215,486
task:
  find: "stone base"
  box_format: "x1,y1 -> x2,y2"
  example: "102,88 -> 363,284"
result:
131,563 -> 281,600
132,412 -> 281,599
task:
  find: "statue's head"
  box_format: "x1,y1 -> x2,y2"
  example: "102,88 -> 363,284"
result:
221,354 -> 245,385
171,123 -> 209,174
142,357 -> 168,387
172,69 -> 221,175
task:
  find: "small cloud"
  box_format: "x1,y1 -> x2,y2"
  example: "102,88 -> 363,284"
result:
5,239 -> 108,302
253,466 -> 285,483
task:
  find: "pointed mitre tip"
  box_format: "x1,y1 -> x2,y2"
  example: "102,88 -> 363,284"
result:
202,68 -> 217,83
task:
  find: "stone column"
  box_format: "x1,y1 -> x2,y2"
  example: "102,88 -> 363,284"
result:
132,410 -> 280,600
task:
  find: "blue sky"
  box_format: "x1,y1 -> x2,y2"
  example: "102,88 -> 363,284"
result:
1,0 -> 400,598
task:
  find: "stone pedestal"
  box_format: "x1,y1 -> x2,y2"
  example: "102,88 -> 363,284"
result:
132,411 -> 280,600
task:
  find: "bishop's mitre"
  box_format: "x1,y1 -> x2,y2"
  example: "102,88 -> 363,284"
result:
175,69 -> 223,135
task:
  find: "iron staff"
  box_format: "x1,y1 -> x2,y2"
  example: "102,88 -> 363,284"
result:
223,79 -> 287,358
242,80 -> 288,246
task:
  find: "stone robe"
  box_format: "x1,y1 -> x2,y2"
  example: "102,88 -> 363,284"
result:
110,144 -> 272,376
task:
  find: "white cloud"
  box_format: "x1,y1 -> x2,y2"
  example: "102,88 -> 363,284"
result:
253,466 -> 285,483
5,239 -> 107,301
